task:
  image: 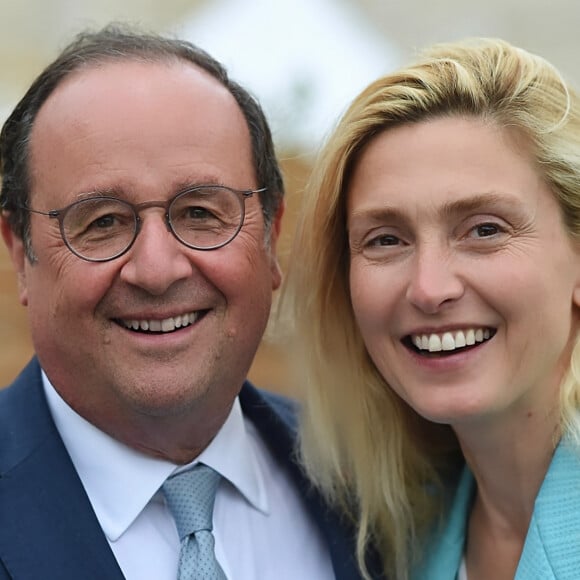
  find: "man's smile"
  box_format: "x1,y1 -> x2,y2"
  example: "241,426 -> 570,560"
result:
116,310 -> 210,334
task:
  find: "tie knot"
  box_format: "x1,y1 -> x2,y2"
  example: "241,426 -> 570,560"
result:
162,463 -> 222,541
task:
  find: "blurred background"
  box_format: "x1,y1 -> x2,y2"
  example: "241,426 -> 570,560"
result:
1,0 -> 579,393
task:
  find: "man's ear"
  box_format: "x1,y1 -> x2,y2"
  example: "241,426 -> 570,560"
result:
1,214 -> 29,306
268,200 -> 285,291
574,284 -> 580,310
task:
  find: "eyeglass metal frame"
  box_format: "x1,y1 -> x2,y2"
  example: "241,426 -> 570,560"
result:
20,184 -> 266,262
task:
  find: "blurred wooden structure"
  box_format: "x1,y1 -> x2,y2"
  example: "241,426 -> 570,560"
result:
0,241 -> 32,385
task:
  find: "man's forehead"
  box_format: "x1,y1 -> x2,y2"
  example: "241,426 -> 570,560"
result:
26,55 -> 255,202
39,57 -> 232,113
29,57 -> 246,155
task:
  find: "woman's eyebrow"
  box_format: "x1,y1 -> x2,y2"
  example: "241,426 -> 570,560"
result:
440,191 -> 522,218
348,205 -> 407,224
348,191 -> 523,230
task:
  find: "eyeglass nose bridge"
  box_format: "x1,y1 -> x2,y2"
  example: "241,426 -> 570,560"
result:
131,199 -> 174,237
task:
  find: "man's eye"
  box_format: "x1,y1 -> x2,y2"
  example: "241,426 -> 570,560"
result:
187,206 -> 213,219
91,214 -> 118,228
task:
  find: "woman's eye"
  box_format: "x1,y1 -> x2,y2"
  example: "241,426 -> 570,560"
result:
368,234 -> 400,247
471,223 -> 502,238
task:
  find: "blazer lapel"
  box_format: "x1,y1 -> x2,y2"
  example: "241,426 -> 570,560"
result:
407,436 -> 580,580
517,438 -> 580,579
0,359 -> 124,580
412,466 -> 474,580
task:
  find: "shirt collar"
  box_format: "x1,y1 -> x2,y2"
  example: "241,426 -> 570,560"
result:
42,372 -> 269,541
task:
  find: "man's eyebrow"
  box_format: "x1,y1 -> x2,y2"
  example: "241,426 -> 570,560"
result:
174,177 -> 224,190
75,188 -> 119,200
71,177 -> 227,202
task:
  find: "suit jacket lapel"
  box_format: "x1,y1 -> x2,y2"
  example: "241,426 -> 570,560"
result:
0,359 -> 124,580
239,382 -> 366,580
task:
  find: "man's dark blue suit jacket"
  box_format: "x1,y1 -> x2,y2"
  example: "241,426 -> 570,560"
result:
0,358 -> 364,579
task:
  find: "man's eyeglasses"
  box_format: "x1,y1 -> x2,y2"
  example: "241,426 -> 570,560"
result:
21,185 -> 265,262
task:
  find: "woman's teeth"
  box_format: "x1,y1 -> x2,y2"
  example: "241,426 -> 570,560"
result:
411,328 -> 492,353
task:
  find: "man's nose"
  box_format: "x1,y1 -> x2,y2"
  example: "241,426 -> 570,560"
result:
405,245 -> 464,314
119,214 -> 193,295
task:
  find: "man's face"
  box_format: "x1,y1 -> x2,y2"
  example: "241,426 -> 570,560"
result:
3,60 -> 282,447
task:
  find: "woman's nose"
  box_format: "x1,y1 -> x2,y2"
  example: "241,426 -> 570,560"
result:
405,246 -> 465,313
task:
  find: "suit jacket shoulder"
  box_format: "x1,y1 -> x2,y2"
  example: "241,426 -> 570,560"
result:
0,364 -> 366,579
0,359 -> 125,580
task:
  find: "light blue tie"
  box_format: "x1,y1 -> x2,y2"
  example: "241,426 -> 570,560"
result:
162,464 -> 226,580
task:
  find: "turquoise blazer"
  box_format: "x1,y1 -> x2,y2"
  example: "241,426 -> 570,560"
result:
413,439 -> 580,579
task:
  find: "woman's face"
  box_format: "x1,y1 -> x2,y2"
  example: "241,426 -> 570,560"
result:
347,116 -> 580,428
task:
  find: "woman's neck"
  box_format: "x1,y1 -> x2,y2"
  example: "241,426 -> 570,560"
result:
456,407 -> 560,580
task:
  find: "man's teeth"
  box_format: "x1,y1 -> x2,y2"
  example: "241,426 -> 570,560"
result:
411,328 -> 492,353
123,312 -> 199,333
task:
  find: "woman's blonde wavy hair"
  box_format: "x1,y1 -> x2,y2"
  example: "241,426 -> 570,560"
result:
282,38 -> 580,579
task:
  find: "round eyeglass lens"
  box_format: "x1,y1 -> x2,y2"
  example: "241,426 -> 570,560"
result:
63,197 -> 137,260
169,186 -> 244,249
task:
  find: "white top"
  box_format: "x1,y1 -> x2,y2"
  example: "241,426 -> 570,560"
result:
457,556 -> 468,580
42,373 -> 333,580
